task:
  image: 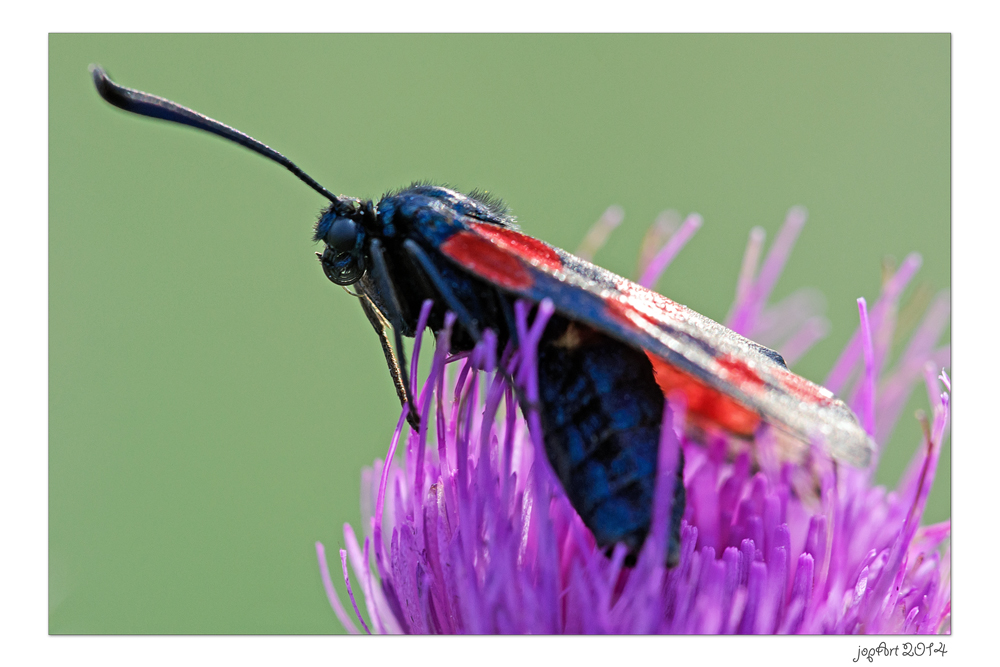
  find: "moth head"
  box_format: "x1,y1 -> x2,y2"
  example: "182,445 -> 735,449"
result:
314,202 -> 368,285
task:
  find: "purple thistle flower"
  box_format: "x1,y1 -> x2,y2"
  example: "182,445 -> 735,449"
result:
317,207 -> 950,634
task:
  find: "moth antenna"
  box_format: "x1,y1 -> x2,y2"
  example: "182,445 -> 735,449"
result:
89,64 -> 341,204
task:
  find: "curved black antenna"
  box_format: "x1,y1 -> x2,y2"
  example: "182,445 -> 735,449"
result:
90,64 -> 340,204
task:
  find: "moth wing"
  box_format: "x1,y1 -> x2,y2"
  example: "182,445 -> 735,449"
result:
438,220 -> 875,468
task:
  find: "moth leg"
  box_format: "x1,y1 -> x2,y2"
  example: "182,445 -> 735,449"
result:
368,239 -> 420,430
358,296 -> 419,430
498,294 -> 519,349
403,239 -> 482,340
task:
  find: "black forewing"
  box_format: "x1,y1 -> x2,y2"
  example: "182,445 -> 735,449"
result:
436,217 -> 875,468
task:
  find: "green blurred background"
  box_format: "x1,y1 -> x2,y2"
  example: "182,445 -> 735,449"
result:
49,34 -> 950,633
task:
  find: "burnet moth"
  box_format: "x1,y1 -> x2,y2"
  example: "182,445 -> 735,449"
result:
91,66 -> 875,564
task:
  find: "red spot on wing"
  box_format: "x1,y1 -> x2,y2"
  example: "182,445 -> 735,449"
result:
773,367 -> 835,406
716,354 -> 765,388
646,352 -> 761,436
603,293 -> 688,346
606,278 -> 688,325
469,222 -> 562,272
441,230 -> 533,290
605,287 -> 760,435
605,297 -> 642,328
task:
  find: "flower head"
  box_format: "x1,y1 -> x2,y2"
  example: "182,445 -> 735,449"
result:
317,207 -> 950,634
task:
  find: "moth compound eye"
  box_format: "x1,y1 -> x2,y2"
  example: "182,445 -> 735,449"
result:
316,215 -> 366,285
325,217 -> 360,254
